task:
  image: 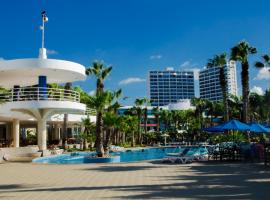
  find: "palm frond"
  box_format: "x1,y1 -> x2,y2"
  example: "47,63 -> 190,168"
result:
254,61 -> 264,68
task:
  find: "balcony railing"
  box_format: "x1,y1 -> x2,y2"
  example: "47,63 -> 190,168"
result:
85,107 -> 96,116
0,87 -> 80,103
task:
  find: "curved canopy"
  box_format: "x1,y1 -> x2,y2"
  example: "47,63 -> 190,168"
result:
0,58 -> 86,88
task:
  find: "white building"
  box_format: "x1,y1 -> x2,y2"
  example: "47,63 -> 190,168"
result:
0,13 -> 88,152
199,60 -> 238,101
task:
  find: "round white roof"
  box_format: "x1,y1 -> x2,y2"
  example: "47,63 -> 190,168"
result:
0,58 -> 86,88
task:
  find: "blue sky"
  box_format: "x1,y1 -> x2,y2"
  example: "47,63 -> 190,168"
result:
0,0 -> 270,104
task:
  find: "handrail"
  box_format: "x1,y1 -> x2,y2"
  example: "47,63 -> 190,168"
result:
85,107 -> 96,116
0,86 -> 80,103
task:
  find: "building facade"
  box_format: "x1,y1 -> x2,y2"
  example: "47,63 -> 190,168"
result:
148,68 -> 195,106
199,60 -> 238,102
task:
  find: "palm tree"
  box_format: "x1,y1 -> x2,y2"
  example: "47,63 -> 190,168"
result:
249,92 -> 264,122
103,111 -> 118,155
87,91 -> 110,157
142,98 -> 151,143
160,109 -> 171,131
228,94 -> 242,119
191,97 -> 206,128
230,41 -> 257,123
152,107 -> 160,133
134,98 -> 145,144
81,117 -> 95,150
103,89 -> 122,154
207,53 -> 229,121
125,115 -> 138,147
86,61 -> 112,157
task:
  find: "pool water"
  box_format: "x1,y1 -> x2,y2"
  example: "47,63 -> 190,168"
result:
33,147 -> 182,164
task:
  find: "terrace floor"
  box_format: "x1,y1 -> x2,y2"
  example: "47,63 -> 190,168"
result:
0,160 -> 270,199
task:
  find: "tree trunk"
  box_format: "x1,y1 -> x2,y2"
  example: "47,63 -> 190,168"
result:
122,132 -> 125,144
131,131 -> 135,147
241,61 -> 250,123
143,108 -> 147,145
220,67 -> 229,121
156,115 -> 160,133
95,111 -> 104,157
83,139 -> 87,151
137,114 -> 141,144
62,113 -> 68,149
104,128 -> 111,156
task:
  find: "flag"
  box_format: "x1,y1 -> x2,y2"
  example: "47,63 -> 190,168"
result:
41,11 -> 48,23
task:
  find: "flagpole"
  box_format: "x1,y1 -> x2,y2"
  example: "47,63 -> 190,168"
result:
39,11 -> 47,59
42,13 -> 45,49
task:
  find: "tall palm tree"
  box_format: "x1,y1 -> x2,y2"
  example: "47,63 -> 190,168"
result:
86,61 -> 112,157
207,53 -> 229,121
230,41 -> 257,123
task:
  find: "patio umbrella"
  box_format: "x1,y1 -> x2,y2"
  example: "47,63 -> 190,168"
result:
202,124 -> 225,133
161,133 -> 169,146
221,119 -> 250,131
249,123 -> 270,133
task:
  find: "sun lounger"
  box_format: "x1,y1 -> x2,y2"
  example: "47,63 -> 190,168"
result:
163,147 -> 209,164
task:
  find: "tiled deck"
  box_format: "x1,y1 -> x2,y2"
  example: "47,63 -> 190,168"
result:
0,161 -> 270,199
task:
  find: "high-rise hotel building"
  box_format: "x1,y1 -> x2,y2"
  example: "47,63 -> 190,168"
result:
199,60 -> 238,102
148,68 -> 195,106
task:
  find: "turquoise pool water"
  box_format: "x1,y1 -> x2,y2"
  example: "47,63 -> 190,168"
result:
33,147 -> 182,164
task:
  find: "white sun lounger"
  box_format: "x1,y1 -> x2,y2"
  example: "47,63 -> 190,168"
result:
163,147 -> 209,164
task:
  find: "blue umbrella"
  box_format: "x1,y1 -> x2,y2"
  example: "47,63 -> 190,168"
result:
222,119 -> 250,131
202,124 -> 225,133
249,123 -> 270,133
265,124 -> 270,128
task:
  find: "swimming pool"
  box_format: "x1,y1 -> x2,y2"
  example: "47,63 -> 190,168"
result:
33,147 -> 182,164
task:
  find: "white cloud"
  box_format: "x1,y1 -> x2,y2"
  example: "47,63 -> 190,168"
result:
255,67 -> 270,80
88,90 -> 95,96
150,54 -> 162,60
180,61 -> 191,68
119,77 -> 146,86
47,49 -> 58,55
179,61 -> 200,80
251,86 -> 264,95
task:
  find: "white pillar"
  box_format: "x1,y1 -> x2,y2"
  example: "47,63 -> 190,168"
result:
12,119 -> 20,147
38,119 -> 47,150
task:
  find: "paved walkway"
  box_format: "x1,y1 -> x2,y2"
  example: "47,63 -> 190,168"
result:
0,160 -> 270,199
